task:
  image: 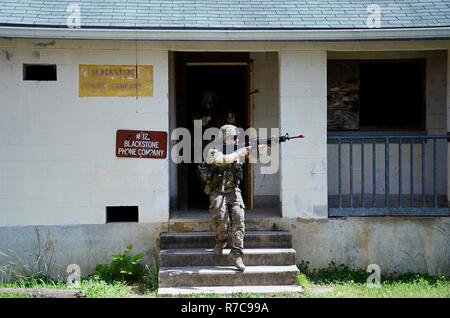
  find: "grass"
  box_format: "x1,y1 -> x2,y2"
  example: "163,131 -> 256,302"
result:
0,276 -> 157,298
3,275 -> 448,298
301,280 -> 450,298
0,244 -> 160,298
296,261 -> 450,298
179,292 -> 267,298
1,259 -> 448,298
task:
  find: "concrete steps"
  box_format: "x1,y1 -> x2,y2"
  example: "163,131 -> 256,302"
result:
158,285 -> 303,296
159,265 -> 300,288
157,230 -> 301,296
160,248 -> 296,267
159,231 -> 292,249
168,216 -> 287,232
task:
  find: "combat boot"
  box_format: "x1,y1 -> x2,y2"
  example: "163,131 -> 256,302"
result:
213,241 -> 227,255
229,254 -> 245,271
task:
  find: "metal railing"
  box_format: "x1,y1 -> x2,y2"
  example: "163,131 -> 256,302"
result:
327,134 -> 449,216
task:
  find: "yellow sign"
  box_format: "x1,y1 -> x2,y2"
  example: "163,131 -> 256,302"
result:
79,64 -> 153,97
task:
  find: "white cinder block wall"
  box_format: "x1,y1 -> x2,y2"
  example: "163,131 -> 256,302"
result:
0,39 -> 170,226
279,51 -> 328,219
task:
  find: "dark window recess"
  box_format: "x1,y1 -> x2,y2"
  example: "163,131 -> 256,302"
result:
23,64 -> 57,81
327,59 -> 426,131
359,60 -> 425,130
106,206 -> 139,223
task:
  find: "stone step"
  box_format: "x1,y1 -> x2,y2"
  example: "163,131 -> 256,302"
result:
158,265 -> 300,288
160,248 -> 296,267
159,231 -> 292,249
168,216 -> 287,232
158,285 -> 303,296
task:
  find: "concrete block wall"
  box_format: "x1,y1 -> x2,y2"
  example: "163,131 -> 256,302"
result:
289,217 -> 450,276
427,56 -> 448,134
0,39 -> 170,226
279,50 -> 328,219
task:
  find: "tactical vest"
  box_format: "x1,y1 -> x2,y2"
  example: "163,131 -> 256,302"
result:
206,163 -> 243,194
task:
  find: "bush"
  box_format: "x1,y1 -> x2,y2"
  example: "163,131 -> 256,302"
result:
297,260 -> 311,275
312,262 -> 369,284
298,261 -> 370,285
297,260 -> 450,287
389,272 -> 450,285
296,273 -> 312,289
93,245 -> 145,284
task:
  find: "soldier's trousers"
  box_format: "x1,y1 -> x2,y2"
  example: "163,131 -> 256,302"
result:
209,188 -> 245,257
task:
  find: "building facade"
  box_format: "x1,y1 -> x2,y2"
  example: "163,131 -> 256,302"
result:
0,0 -> 449,278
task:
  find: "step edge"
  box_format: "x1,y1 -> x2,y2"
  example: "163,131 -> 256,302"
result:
160,231 -> 291,237
160,248 -> 296,255
157,285 -> 303,295
159,265 -> 300,274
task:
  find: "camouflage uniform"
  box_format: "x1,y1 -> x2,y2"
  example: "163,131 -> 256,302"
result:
205,125 -> 246,269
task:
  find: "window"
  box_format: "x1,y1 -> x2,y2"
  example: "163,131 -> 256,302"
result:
106,206 -> 139,223
327,59 -> 425,131
23,64 -> 57,81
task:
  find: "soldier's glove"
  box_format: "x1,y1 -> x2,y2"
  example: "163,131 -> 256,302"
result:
236,146 -> 251,157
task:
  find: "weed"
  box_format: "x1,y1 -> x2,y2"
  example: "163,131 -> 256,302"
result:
93,244 -> 145,284
143,265 -> 159,292
0,228 -> 59,284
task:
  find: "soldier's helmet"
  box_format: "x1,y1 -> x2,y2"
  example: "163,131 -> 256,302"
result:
201,91 -> 218,104
220,124 -> 238,139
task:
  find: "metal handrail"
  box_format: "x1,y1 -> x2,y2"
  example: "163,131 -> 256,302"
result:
327,134 -> 449,216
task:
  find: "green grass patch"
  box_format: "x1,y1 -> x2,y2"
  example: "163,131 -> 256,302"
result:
297,260 -> 450,298
0,244 -> 160,298
0,277 -> 154,298
0,293 -> 32,298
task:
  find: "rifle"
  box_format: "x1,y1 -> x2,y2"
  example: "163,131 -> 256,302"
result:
241,133 -> 305,147
237,133 -> 305,158
197,133 -> 305,192
212,133 -> 305,159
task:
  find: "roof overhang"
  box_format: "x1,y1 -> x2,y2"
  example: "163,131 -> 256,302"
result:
1,25 -> 450,41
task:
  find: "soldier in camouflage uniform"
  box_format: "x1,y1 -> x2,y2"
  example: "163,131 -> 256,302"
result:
205,124 -> 251,271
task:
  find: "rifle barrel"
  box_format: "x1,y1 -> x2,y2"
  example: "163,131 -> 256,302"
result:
236,133 -> 305,148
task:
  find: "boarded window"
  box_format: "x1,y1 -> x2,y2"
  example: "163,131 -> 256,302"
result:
327,61 -> 360,130
23,64 -> 57,81
106,206 -> 139,223
328,59 -> 425,131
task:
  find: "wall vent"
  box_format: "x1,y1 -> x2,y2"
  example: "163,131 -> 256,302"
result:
23,64 -> 57,81
106,206 -> 139,223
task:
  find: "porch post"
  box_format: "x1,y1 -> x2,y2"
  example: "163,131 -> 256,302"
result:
279,51 -> 328,219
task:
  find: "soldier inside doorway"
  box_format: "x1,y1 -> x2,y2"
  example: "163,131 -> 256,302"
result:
192,91 -> 236,131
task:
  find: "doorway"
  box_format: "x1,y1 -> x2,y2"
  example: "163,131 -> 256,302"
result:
174,52 -> 253,212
